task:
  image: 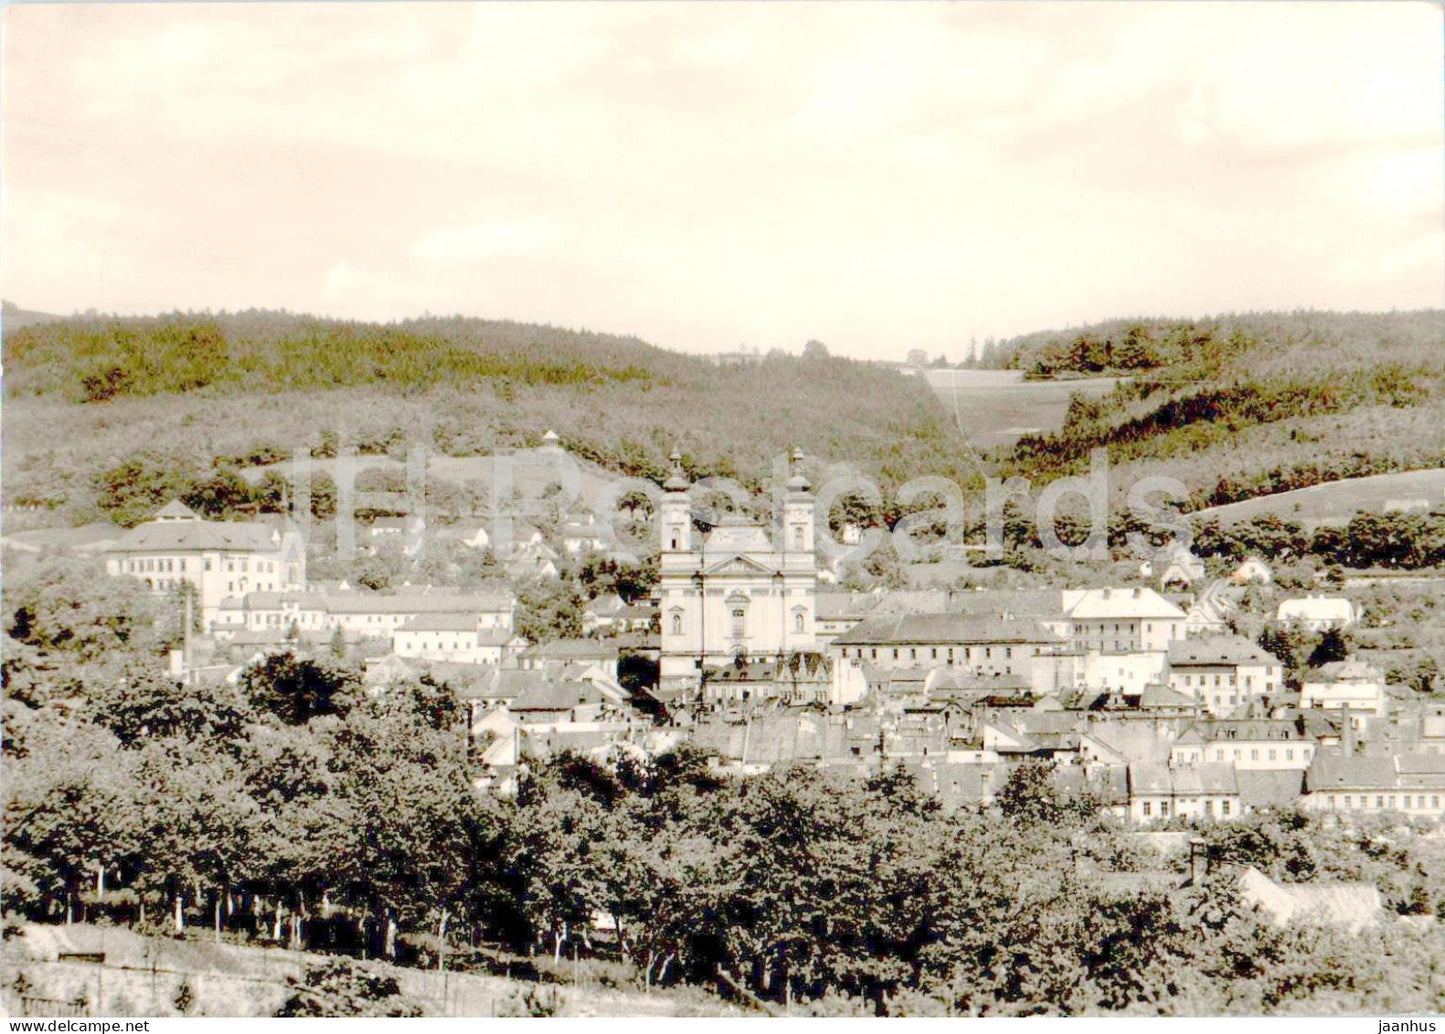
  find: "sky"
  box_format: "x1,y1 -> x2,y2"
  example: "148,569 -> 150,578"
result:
2,1 -> 1442,362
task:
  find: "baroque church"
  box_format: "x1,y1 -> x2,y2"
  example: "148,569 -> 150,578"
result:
658,450 -> 819,697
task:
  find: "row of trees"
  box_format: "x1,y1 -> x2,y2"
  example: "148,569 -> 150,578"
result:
8,310 -> 976,525
1196,511 -> 1445,570
9,653 -> 1445,1017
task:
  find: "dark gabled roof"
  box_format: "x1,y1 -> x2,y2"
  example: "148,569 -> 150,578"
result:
326,592 -> 514,615
813,591 -> 880,621
1396,753 -> 1445,776
510,680 -> 604,712
948,589 -> 1064,620
1305,754 -> 1397,792
1138,683 -> 1199,710
1130,763 -> 1237,796
519,638 -> 619,660
109,517 -> 281,554
1192,719 -> 1307,742
491,669 -> 547,698
1055,764 -> 1128,805
156,499 -> 201,520
834,614 -> 1058,648
399,614 -> 482,632
1167,635 -> 1276,667
1236,770 -> 1306,809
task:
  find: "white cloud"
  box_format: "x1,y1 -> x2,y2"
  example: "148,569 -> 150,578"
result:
410,217 -> 569,263
1,2 -> 1440,354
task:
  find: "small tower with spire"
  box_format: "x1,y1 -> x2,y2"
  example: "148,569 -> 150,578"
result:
660,450 -> 692,554
782,447 -> 815,557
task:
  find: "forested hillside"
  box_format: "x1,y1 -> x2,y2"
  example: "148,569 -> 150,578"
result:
985,310 -> 1445,510
2,311 -> 971,522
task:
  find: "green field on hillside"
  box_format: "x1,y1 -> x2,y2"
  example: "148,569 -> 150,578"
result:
1193,467 -> 1445,530
985,310 -> 1445,510
1,311 -> 975,523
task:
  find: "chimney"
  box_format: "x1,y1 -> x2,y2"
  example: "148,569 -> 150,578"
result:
1132,587 -> 1141,598
1341,704 -> 1355,757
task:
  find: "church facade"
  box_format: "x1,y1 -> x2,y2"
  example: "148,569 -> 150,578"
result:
657,452 -> 818,696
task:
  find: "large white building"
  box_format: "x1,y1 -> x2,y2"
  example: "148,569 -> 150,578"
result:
1061,586 -> 1187,653
105,500 -> 306,629
214,586 -> 517,647
1167,635 -> 1283,716
1302,659 -> 1388,716
657,451 -> 818,694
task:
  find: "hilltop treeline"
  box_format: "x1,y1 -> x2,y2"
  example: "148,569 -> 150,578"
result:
986,311 -> 1445,506
2,311 -> 974,516
985,309 -> 1444,383
2,311 -> 678,401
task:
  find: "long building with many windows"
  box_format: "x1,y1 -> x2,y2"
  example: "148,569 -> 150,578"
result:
104,500 -> 306,630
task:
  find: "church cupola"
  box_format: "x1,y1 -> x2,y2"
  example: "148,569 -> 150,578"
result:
661,450 -> 692,553
783,447 -> 814,555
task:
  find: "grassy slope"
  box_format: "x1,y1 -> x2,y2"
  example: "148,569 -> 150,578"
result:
1193,467 -> 1445,531
8,922 -> 737,1018
924,369 -> 1124,450
984,310 -> 1445,511
1,311 -> 973,521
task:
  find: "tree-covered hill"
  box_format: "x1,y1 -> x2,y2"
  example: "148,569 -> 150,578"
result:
2,310 -> 974,521
984,310 -> 1445,510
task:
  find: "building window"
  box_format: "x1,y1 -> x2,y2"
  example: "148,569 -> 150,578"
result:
1142,801 -> 1151,816
794,613 -> 804,634
1221,800 -> 1231,816
792,526 -> 804,549
671,615 -> 682,636
731,608 -> 745,638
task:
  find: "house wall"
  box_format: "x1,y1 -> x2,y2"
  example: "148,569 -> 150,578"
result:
1302,789 -> 1445,817
1131,792 -> 1240,823
1301,681 -> 1387,716
1082,651 -> 1169,694
1170,660 -> 1280,715
1174,740 -> 1314,770
830,640 -> 1043,677
108,540 -> 305,628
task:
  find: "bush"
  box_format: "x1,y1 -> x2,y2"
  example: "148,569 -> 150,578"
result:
275,961 -> 424,1018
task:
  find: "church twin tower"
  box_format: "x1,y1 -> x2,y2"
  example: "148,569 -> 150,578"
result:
657,449 -> 819,695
